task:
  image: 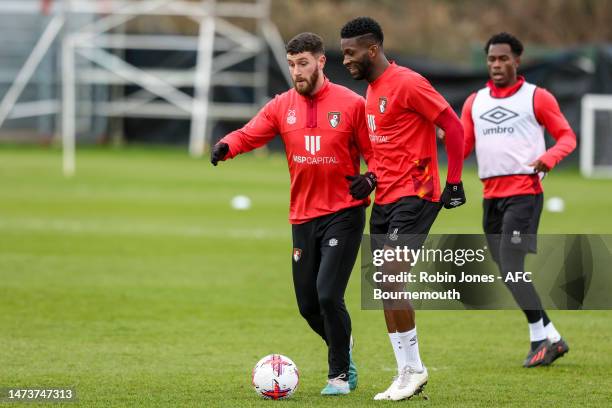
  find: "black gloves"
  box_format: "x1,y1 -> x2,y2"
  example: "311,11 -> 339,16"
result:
210,143 -> 229,166
440,181 -> 466,209
346,172 -> 377,200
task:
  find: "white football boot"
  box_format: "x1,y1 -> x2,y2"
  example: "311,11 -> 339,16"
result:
388,365 -> 428,401
373,375 -> 399,400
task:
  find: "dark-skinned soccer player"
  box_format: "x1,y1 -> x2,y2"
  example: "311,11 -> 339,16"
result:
461,32 -> 575,368
340,17 -> 466,401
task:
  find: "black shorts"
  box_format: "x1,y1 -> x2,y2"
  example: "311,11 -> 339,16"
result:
370,196 -> 442,251
483,193 -> 543,254
291,205 -> 366,277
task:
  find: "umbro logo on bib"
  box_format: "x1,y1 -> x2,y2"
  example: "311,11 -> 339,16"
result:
479,106 -> 518,125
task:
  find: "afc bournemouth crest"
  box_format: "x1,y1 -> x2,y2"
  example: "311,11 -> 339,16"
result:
328,112 -> 341,128
293,248 -> 302,262
379,97 -> 387,113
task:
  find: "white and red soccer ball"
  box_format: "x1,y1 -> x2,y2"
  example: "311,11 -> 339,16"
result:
252,354 -> 299,399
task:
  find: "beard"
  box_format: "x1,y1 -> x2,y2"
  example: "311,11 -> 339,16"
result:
348,55 -> 372,80
293,69 -> 320,95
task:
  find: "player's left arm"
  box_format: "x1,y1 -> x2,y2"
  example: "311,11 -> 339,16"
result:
435,107 -> 464,184
346,98 -> 377,200
435,107 -> 467,208
529,88 -> 577,172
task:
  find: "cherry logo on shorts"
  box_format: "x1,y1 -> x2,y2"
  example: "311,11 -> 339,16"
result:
293,248 -> 302,262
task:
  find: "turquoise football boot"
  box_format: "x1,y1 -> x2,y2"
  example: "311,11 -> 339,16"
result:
321,375 -> 350,396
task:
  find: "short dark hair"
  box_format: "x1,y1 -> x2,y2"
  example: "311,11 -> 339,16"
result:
286,32 -> 325,55
340,17 -> 384,45
484,32 -> 524,56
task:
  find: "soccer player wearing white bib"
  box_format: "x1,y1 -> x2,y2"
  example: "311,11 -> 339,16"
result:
462,33 -> 576,368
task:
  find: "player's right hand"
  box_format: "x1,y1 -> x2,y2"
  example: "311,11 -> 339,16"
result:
440,181 -> 466,209
346,172 -> 377,200
210,143 -> 229,166
529,159 -> 551,173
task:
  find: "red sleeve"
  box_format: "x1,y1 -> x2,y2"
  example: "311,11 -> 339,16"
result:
352,97 -> 377,174
460,93 -> 477,159
434,107 -> 464,184
219,97 -> 280,159
403,73 -> 449,122
534,88 -> 577,169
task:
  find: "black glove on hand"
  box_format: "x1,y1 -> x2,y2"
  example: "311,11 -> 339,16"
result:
210,143 -> 229,166
345,172 -> 377,200
440,181 -> 466,209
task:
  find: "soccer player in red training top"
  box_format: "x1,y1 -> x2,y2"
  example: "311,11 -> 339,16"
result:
462,32 -> 575,368
211,33 -> 377,395
340,17 -> 466,401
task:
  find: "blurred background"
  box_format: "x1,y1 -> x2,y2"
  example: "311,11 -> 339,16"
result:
1,0 -> 611,176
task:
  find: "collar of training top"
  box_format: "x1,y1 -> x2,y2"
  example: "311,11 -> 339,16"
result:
486,75 -> 526,98
369,61 -> 397,87
298,76 -> 331,101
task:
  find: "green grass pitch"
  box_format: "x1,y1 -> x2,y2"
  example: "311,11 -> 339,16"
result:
1,146 -> 611,407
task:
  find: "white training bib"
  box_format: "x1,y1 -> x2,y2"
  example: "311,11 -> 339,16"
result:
472,82 -> 545,179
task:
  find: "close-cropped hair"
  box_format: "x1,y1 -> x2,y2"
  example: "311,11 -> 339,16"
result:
340,17 -> 384,45
286,32 -> 325,55
484,32 -> 524,56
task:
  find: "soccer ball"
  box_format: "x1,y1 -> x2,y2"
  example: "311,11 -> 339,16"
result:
252,354 -> 299,399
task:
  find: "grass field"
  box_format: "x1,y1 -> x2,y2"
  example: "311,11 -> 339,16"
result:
1,146 -> 611,407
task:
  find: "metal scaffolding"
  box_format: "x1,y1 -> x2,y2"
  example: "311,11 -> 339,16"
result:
0,1 -> 64,130
0,0 -> 291,176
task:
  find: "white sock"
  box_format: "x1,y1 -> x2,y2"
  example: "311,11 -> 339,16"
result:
528,318 -> 547,342
544,322 -> 562,343
398,328 -> 424,372
388,332 -> 406,373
